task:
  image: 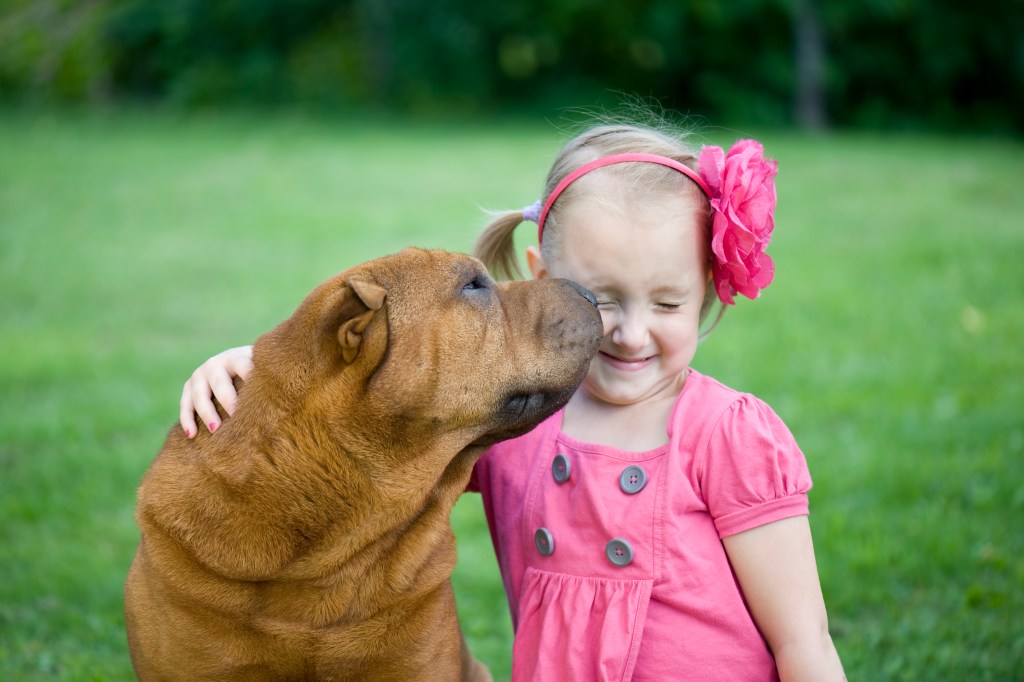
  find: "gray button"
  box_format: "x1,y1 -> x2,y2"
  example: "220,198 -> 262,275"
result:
619,465 -> 647,494
535,528 -> 555,556
552,454 -> 571,483
605,538 -> 634,567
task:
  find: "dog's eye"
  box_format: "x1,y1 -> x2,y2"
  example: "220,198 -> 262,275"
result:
462,275 -> 489,292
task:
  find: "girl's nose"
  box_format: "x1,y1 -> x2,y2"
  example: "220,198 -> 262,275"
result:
609,308 -> 649,352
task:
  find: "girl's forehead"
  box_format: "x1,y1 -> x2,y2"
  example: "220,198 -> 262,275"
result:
549,206 -> 709,291
543,173 -> 710,282
557,189 -> 707,250
559,173 -> 704,224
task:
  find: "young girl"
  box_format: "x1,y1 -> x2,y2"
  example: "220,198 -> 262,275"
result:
179,122 -> 845,681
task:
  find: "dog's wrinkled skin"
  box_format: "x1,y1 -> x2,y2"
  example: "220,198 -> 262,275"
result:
124,248 -> 603,681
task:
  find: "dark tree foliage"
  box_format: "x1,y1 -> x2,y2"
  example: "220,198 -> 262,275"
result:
821,0 -> 1023,131
1,0 -> 1021,131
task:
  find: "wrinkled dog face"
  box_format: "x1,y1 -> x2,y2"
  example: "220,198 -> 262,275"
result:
325,248 -> 603,446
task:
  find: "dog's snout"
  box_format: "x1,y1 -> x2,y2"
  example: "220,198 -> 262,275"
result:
566,280 -> 598,307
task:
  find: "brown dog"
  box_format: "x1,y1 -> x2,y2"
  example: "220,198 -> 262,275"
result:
124,248 -> 602,681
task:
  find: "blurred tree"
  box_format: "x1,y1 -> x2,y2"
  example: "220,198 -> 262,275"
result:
354,0 -> 396,104
0,0 -> 112,103
821,0 -> 1023,130
0,0 -> 1020,132
792,0 -> 826,130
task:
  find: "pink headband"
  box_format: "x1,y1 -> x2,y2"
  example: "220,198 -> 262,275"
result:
526,140 -> 778,305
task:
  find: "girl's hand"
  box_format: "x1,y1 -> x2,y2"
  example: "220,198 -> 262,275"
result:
179,346 -> 254,438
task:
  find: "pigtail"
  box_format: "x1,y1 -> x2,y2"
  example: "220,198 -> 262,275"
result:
473,210 -> 528,281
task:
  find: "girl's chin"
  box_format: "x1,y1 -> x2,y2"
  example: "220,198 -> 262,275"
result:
578,379 -> 662,408
579,364 -> 689,407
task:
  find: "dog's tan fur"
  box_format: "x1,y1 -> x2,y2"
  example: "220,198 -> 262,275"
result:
124,248 -> 602,681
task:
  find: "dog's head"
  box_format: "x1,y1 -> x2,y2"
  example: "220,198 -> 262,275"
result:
253,248 -> 602,455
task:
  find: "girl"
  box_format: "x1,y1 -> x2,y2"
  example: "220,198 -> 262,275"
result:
179,122 -> 845,681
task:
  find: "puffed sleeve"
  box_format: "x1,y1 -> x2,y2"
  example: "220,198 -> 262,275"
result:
700,395 -> 812,538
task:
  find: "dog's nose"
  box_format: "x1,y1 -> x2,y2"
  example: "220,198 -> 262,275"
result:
566,280 -> 598,307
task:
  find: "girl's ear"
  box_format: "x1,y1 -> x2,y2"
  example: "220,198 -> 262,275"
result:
525,246 -> 548,280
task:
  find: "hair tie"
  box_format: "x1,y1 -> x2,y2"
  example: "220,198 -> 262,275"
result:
521,199 -> 543,224
533,141 -> 778,305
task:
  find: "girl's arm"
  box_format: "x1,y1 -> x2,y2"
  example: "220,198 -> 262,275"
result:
179,345 -> 254,437
722,515 -> 846,682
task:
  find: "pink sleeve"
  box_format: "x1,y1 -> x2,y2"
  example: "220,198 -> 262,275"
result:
700,395 -> 812,538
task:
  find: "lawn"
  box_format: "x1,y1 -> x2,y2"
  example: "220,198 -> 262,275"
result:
1,109 -> 1021,681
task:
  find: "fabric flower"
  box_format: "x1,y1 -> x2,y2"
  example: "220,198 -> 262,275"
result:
699,139 -> 778,305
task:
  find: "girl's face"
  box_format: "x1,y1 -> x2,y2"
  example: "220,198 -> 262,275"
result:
528,179 -> 710,408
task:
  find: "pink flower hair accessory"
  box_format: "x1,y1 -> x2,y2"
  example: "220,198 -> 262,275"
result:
532,139 -> 778,305
699,139 -> 778,305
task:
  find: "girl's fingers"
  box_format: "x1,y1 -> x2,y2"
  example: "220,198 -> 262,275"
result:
192,364 -> 227,432
179,387 -> 199,438
181,370 -> 218,435
210,347 -> 253,417
177,346 -> 254,438
224,348 -> 254,390
209,369 -> 239,417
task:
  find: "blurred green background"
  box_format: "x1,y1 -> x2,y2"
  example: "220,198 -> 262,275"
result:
2,1 -> 1023,680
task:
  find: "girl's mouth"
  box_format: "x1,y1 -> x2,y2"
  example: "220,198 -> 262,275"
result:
598,351 -> 654,372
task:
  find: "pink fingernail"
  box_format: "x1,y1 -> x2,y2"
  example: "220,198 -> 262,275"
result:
209,422 -> 218,432
185,429 -> 193,438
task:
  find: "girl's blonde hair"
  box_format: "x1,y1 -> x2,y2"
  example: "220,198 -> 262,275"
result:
473,122 -> 723,331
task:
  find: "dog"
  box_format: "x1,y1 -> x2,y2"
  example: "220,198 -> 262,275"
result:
124,248 -> 603,681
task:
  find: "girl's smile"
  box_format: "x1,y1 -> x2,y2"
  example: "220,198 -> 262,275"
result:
598,350 -> 656,371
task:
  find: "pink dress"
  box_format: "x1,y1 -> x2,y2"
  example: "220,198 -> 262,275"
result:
468,370 -> 812,681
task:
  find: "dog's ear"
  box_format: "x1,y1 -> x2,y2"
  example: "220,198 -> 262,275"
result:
337,277 -> 387,363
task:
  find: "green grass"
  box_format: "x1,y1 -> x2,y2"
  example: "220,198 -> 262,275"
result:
1,110 -> 1021,681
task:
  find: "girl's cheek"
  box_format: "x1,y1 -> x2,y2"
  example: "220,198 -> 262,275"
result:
598,309 -> 615,337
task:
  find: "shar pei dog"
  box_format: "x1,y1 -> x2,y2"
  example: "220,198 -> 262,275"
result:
124,248 -> 603,681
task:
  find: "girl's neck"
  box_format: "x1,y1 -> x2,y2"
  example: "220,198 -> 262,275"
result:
560,371 -> 688,452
